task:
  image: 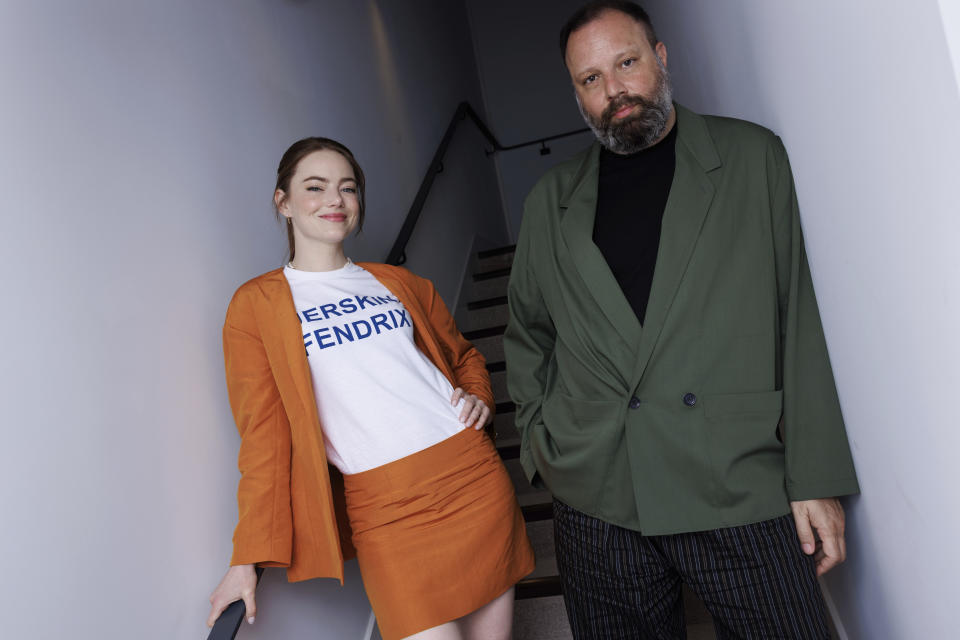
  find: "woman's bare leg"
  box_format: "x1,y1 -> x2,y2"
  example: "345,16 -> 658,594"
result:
401,586 -> 515,640
459,587 -> 515,640
402,621 -> 463,640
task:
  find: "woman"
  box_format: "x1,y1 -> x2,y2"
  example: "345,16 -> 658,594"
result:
206,137 -> 534,640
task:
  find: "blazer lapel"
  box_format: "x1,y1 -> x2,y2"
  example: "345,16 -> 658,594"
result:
559,144 -> 643,349
360,263 -> 453,382
260,269 -> 320,423
632,106 -> 721,383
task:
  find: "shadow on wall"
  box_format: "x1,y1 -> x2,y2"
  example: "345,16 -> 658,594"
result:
821,495 -> 893,640
369,0 -> 414,167
648,1 -> 768,122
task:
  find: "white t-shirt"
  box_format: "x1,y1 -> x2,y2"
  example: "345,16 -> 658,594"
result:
283,261 -> 466,474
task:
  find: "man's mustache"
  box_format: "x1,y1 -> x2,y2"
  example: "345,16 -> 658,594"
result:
600,94 -> 660,129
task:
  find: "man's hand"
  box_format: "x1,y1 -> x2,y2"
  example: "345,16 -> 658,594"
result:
790,498 -> 846,576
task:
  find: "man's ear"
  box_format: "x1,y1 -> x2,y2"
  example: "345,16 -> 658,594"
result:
655,41 -> 668,68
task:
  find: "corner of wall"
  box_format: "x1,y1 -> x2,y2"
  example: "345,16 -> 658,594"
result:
819,578 -> 850,640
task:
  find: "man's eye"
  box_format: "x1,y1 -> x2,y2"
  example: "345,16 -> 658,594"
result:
583,74 -> 598,86
622,58 -> 636,68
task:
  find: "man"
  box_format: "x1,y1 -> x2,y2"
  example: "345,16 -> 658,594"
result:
503,2 -> 859,638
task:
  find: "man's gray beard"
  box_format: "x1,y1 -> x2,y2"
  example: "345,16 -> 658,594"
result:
577,60 -> 674,155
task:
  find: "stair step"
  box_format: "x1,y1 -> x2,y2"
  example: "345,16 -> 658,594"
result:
473,266 -> 511,281
521,501 -> 553,522
472,333 -> 504,363
490,370 -> 508,404
517,488 -> 554,508
516,575 -> 563,599
497,440 -> 520,460
526,519 -> 558,579
470,274 -> 511,300
459,302 -> 509,332
486,360 -> 506,373
477,252 -> 515,274
504,457 -> 541,502
462,324 -> 506,341
513,595 -> 572,639
467,295 -> 508,310
493,411 -> 519,442
477,244 -> 516,259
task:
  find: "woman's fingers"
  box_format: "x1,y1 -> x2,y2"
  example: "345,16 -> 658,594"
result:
242,589 -> 257,625
471,403 -> 491,429
479,403 -> 492,427
465,401 -> 483,428
206,599 -> 227,628
452,390 -> 491,428
459,396 -> 474,423
207,564 -> 258,627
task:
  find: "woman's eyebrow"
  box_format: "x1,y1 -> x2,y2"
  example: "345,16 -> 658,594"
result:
301,176 -> 356,183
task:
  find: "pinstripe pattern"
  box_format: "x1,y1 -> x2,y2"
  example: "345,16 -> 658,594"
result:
553,500 -> 830,639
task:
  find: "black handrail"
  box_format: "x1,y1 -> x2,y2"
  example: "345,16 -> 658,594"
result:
385,101 -> 588,265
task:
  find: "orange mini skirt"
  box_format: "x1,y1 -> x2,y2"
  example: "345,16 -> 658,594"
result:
343,427 -> 535,640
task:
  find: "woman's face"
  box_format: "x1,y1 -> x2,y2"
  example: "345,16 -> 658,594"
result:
276,149 -> 360,250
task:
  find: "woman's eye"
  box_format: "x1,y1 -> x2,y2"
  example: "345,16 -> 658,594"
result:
342,187 -> 357,194
307,186 -> 323,192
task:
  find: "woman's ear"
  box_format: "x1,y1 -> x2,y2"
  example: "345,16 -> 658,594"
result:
275,189 -> 289,217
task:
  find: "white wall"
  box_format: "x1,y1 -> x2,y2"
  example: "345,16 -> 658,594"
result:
466,0 -> 595,240
939,0 -> 960,89
640,1 -> 960,638
0,1 -> 505,638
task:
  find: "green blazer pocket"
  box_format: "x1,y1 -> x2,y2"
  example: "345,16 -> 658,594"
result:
536,392 -> 626,506
702,390 -> 788,510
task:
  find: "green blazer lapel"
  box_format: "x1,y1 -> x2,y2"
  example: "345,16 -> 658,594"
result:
633,106 -> 722,382
559,143 -> 643,348
260,269 -> 320,423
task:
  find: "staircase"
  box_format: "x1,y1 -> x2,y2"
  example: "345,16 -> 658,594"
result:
457,245 -> 719,640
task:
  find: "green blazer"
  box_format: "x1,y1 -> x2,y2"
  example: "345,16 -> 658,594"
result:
504,104 -> 859,534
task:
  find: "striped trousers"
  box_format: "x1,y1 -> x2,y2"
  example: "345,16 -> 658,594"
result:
553,500 -> 830,639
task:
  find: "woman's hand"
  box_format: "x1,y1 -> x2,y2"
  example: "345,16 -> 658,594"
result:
207,564 -> 258,627
451,387 -> 492,429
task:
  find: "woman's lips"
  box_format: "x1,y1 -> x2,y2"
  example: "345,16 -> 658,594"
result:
320,214 -> 347,222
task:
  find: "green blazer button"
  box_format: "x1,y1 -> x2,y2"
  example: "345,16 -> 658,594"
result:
682,393 -> 698,407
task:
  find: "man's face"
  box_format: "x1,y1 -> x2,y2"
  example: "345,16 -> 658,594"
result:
565,10 -> 674,154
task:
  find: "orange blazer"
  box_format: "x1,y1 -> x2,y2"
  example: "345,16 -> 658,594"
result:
223,263 -> 494,583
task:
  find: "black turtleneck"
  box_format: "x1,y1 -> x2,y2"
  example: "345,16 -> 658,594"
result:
593,123 -> 678,325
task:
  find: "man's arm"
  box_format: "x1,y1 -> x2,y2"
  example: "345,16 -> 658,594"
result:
768,136 -> 859,574
503,209 -> 557,487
